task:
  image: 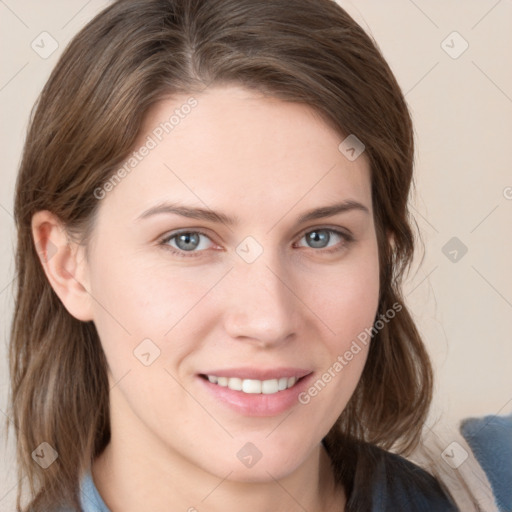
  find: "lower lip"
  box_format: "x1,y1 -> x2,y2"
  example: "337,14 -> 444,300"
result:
197,374 -> 314,417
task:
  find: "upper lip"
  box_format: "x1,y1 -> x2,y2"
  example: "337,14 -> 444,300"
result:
199,367 -> 313,380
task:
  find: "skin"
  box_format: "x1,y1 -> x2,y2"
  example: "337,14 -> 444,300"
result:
33,84 -> 381,511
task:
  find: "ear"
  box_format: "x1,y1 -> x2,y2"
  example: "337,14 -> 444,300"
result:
31,210 -> 94,322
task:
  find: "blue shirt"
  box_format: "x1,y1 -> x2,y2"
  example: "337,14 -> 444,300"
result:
77,470 -> 110,512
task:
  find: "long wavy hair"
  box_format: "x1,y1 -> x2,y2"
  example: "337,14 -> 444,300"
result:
8,0 -> 437,509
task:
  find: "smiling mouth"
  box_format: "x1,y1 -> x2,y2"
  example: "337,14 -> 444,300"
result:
199,374 -> 307,395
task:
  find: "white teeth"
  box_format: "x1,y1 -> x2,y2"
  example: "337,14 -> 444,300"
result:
205,375 -> 300,394
288,377 -> 297,388
261,379 -> 278,394
228,377 -> 242,391
243,379 -> 261,394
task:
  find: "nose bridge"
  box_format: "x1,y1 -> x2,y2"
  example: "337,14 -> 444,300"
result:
223,239 -> 299,345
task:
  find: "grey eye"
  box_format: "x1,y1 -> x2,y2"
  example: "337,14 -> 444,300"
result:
174,232 -> 201,251
304,229 -> 334,249
163,231 -> 213,253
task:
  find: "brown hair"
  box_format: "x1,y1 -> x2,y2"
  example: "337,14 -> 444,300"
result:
8,0 -> 433,509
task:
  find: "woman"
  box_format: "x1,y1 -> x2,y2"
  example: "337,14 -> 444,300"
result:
8,0 -> 462,510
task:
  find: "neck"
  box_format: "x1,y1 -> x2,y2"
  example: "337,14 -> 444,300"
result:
92,415 -> 345,512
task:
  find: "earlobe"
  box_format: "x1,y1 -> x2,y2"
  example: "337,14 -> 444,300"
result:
31,210 -> 94,322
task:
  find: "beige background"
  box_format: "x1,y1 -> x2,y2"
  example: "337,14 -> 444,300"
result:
1,0 -> 511,509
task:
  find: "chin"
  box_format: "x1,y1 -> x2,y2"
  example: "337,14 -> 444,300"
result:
201,437 -> 314,483
223,458 -> 304,483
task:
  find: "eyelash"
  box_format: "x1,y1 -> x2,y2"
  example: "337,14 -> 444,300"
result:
158,227 -> 355,258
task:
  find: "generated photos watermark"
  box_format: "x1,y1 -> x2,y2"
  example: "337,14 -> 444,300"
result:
93,97 -> 198,200
298,301 -> 402,405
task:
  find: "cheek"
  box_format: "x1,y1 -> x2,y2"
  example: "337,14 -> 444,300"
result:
87,245 -> 221,384
88,243 -> 183,338
307,243 -> 380,350
297,241 -> 379,407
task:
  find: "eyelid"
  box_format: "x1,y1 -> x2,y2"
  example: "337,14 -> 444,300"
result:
159,228 -> 218,251
295,224 -> 354,241
293,226 -> 355,253
158,225 -> 354,257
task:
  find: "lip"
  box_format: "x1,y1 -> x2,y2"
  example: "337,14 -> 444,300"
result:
196,367 -> 314,417
199,367 -> 312,380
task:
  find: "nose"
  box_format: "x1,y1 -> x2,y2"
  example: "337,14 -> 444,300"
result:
222,249 -> 301,348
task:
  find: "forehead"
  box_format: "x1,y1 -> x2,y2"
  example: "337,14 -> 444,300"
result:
100,85 -> 372,224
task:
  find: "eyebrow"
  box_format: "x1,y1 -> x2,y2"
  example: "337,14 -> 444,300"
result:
135,199 -> 369,226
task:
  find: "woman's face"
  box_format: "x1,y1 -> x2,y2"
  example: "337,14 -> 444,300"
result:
83,84 -> 380,481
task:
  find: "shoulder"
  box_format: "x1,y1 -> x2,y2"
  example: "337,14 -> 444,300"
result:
366,443 -> 458,511
42,469 -> 110,512
324,438 -> 459,511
